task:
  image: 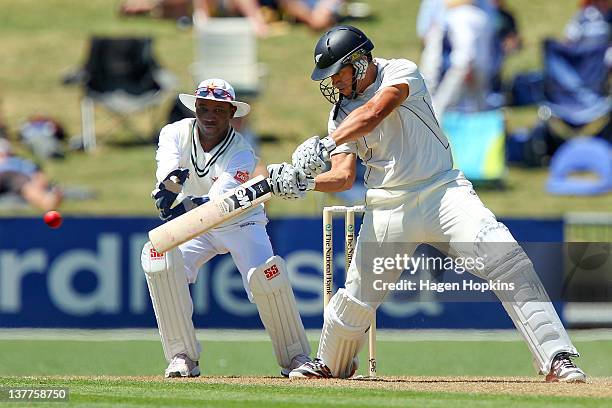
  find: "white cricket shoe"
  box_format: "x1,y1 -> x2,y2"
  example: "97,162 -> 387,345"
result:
289,358 -> 334,379
545,353 -> 586,383
281,353 -> 312,377
164,353 -> 200,378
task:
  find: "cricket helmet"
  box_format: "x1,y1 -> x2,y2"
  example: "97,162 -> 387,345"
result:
311,25 -> 374,81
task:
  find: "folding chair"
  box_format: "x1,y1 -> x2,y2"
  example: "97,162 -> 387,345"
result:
540,38 -> 611,139
66,36 -> 176,151
190,18 -> 265,98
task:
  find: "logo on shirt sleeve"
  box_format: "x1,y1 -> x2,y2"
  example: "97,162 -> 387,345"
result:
234,170 -> 250,184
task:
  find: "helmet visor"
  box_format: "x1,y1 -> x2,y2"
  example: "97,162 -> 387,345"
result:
311,59 -> 346,81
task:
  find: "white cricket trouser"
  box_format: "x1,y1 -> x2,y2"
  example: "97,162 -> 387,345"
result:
180,220 -> 274,300
343,169 -> 577,373
345,170 -> 487,303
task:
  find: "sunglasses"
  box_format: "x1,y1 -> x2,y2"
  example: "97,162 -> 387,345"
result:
195,87 -> 234,101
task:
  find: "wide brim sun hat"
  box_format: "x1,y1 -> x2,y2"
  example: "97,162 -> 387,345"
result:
179,78 -> 250,118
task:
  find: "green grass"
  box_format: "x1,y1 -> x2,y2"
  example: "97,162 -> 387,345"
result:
1,0 -> 610,217
0,377 -> 608,408
0,336 -> 611,407
1,338 -> 611,377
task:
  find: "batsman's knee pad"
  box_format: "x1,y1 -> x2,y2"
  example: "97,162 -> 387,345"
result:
471,223 -> 578,374
248,256 -> 310,369
141,241 -> 200,363
472,222 -> 521,277
318,289 -> 374,378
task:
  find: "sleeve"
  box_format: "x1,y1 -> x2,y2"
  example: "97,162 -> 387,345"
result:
1,157 -> 39,177
379,58 -> 427,98
331,141 -> 358,156
20,158 -> 39,176
207,150 -> 257,199
155,123 -> 182,182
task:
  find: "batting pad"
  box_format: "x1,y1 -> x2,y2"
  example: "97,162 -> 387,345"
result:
141,241 -> 200,363
473,223 -> 578,374
318,289 -> 374,378
247,256 -> 311,369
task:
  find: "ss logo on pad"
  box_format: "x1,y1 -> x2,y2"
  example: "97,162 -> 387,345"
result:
264,264 -> 279,280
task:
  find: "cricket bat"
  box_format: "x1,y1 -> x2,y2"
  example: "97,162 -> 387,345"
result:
148,175 -> 273,253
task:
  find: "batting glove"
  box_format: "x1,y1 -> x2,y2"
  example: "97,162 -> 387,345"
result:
291,135 -> 336,177
267,162 -> 314,200
151,168 -> 190,211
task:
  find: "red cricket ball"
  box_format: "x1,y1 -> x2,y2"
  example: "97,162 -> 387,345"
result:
43,210 -> 63,229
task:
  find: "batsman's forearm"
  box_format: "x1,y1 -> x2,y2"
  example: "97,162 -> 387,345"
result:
329,84 -> 409,146
314,169 -> 354,193
330,104 -> 381,146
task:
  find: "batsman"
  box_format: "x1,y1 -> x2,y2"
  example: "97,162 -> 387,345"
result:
269,25 -> 587,382
141,78 -> 310,378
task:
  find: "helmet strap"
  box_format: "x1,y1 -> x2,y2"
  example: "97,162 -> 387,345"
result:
350,78 -> 358,100
333,93 -> 344,120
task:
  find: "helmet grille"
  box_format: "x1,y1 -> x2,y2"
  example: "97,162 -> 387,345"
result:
319,78 -> 340,104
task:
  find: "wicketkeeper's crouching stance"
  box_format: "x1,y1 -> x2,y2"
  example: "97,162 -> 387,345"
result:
269,25 -> 587,382
141,78 -> 310,378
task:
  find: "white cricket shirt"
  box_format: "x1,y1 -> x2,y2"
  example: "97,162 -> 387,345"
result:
155,118 -> 266,227
331,58 -> 456,190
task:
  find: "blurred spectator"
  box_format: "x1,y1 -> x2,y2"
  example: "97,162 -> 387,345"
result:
194,0 -> 270,37
259,1 -> 373,32
564,0 -> 611,46
417,0 -> 446,94
420,0 -> 496,118
119,0 -> 270,36
266,0 -> 345,31
120,0 -> 368,34
119,0 -> 159,15
0,138 -> 63,211
18,115 -> 66,160
417,0 -> 495,43
416,0 -> 444,43
0,99 -> 7,140
120,0 -> 194,18
490,0 -> 522,93
493,0 -> 521,55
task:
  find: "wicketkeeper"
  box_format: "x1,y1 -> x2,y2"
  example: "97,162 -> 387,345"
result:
141,78 -> 311,378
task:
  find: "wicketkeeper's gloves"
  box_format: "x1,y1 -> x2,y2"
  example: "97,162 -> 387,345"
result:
151,168 -> 190,211
159,195 -> 210,223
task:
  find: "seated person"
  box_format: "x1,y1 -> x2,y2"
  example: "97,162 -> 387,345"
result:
0,138 -> 62,211
272,0 -> 345,31
194,0 -> 270,37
